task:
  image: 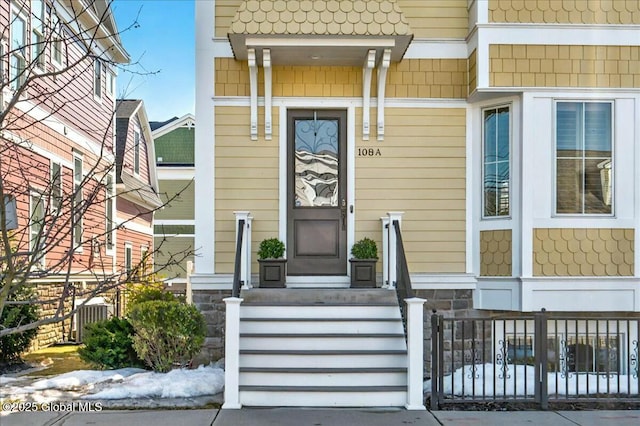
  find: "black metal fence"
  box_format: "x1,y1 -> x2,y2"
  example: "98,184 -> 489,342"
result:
429,311 -> 640,409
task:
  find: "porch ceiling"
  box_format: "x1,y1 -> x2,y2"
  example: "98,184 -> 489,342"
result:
228,0 -> 413,66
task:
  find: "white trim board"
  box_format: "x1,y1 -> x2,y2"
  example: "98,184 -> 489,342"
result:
214,97 -> 467,109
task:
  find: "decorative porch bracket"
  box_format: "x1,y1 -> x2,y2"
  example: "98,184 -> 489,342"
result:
380,216 -> 390,288
234,211 -> 253,289
222,297 -> 243,409
385,211 -> 404,290
263,49 -> 272,140
377,49 -> 391,141
248,48 -> 258,140
405,297 -> 427,410
362,49 -> 376,141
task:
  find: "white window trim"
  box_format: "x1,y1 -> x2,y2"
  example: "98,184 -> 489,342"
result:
553,99 -> 615,218
481,103 -> 512,220
50,160 -> 62,214
31,0 -> 46,72
124,243 -> 133,275
10,4 -> 28,90
73,153 -> 84,252
93,57 -> 102,102
51,22 -> 64,69
29,190 -> 46,268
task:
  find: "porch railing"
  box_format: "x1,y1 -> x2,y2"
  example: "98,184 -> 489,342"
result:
232,219 -> 245,298
392,219 -> 414,340
429,311 -> 640,410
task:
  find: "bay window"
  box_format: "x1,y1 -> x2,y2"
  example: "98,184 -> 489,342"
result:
483,106 -> 510,217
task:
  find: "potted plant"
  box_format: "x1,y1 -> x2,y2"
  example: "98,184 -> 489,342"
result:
349,237 -> 378,288
257,238 -> 286,288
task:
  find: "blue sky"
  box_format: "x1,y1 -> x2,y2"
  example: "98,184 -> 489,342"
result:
112,0 -> 194,122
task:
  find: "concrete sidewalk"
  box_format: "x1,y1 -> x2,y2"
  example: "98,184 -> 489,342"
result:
2,408 -> 640,425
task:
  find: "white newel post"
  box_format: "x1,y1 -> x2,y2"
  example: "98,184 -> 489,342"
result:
223,297 -> 243,409
386,212 -> 404,290
380,217 -> 390,288
405,297 -> 427,410
185,261 -> 194,304
234,211 -> 253,289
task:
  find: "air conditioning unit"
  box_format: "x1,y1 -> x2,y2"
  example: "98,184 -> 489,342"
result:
75,304 -> 109,343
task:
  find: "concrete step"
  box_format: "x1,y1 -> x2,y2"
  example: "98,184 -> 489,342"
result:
239,368 -> 407,387
239,387 -> 407,407
240,288 -> 399,305
239,318 -> 405,334
240,334 -> 406,351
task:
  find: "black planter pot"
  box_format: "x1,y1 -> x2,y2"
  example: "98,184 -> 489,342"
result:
349,258 -> 377,288
258,259 -> 287,288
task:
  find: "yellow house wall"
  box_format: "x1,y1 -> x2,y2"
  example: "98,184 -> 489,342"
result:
214,106 -> 280,273
533,228 -> 634,276
489,44 -> 640,88
489,0 -> 640,25
355,108 -> 467,274
215,0 -> 468,39
468,49 -> 477,95
215,59 -> 468,99
480,230 -> 512,276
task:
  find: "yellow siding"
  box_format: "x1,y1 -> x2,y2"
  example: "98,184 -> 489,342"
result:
154,236 -> 194,280
399,0 -> 468,38
218,0 -> 468,39
355,108 -> 467,273
489,44 -> 640,88
489,0 -> 640,25
216,59 -> 468,99
215,106 -> 280,273
533,228 -> 634,276
468,49 -> 477,95
480,230 -> 512,276
155,179 -> 195,220
216,0 -> 243,37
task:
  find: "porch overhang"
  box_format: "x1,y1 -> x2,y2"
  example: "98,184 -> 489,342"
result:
228,0 -> 414,141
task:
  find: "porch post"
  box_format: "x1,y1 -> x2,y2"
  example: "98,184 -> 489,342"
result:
380,216 -> 390,288
222,297 -> 243,409
386,211 -> 404,290
405,297 -> 427,410
234,211 -> 253,289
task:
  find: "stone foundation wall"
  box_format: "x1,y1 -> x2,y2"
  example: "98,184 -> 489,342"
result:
192,289 -> 231,365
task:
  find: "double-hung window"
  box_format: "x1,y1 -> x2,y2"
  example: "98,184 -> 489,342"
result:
51,161 -> 62,213
93,58 -> 102,99
31,0 -> 45,70
30,192 -> 46,267
73,155 -> 83,248
482,106 -> 510,217
556,102 -> 613,215
10,7 -> 27,89
125,244 -> 133,277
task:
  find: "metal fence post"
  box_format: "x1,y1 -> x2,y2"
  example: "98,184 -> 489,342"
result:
430,312 -> 439,410
534,309 -> 549,410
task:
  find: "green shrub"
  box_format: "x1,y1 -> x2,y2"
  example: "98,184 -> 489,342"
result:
78,317 -> 145,369
351,237 -> 378,259
129,300 -> 206,373
126,278 -> 178,313
0,286 -> 39,363
257,238 -> 285,259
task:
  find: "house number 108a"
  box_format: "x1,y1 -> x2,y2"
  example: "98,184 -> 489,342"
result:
358,148 -> 382,156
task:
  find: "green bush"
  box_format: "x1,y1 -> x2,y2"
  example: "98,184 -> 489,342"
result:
351,237 -> 378,259
0,286 -> 39,363
78,317 -> 145,369
126,278 -> 177,312
129,300 -> 206,373
257,238 -> 285,259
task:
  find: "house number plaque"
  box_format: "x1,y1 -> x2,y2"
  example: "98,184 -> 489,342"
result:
357,148 -> 382,157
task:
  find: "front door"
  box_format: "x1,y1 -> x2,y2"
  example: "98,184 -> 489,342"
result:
287,110 -> 347,276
